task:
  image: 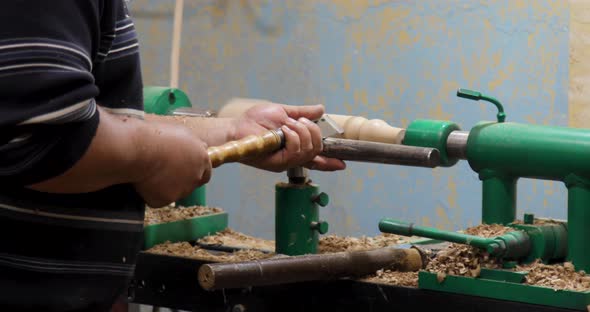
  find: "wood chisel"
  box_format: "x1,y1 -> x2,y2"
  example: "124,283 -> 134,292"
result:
172,109 -> 440,169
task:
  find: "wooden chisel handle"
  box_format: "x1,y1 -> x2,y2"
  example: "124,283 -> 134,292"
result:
207,129 -> 284,168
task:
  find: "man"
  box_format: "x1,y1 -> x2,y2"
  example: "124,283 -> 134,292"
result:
0,1 -> 345,311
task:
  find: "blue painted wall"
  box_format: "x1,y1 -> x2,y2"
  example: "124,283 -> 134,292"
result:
130,1 -> 569,239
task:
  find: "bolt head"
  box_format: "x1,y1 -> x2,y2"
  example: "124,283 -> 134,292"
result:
317,221 -> 329,234
486,243 -> 500,255
313,192 -> 329,207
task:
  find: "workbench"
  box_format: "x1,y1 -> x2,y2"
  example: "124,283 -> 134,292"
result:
129,251 -> 580,312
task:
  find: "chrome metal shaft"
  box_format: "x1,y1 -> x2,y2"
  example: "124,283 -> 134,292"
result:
321,138 -> 440,168
446,131 -> 469,160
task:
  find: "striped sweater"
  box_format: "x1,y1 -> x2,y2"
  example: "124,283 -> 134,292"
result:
0,1 -> 146,311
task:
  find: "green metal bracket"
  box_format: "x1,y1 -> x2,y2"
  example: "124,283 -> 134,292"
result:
403,119 -> 461,167
379,218 -> 530,259
275,182 -> 329,255
523,213 -> 535,225
565,174 -> 590,272
510,221 -> 568,264
380,218 -> 567,263
479,169 -> 517,225
478,268 -> 527,283
419,271 -> 590,311
143,86 -> 206,206
144,86 -> 193,115
457,88 -> 506,123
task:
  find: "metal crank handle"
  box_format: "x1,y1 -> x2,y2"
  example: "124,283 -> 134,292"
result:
207,129 -> 285,168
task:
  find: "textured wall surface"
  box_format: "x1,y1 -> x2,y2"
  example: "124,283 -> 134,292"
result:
129,0 -> 570,239
570,0 -> 590,128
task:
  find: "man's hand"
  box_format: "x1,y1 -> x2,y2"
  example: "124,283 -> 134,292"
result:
29,108 -> 212,208
232,103 -> 346,172
132,120 -> 212,207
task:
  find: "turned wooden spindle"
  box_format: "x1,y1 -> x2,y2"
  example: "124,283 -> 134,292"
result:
326,114 -> 405,144
217,98 -> 271,118
217,99 -> 405,144
207,129 -> 283,168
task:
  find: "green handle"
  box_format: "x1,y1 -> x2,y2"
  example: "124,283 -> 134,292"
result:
379,218 -> 494,250
457,88 -> 506,123
379,218 -> 533,259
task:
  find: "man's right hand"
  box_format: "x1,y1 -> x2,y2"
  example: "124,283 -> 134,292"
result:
132,121 -> 212,207
28,107 -> 212,208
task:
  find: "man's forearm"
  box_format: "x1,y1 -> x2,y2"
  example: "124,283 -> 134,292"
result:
145,114 -> 237,147
28,107 -> 154,193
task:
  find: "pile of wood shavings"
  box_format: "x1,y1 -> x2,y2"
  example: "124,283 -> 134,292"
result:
198,229 -> 275,251
184,224 -> 590,291
145,206 -> 223,225
198,229 -> 408,254
147,241 -> 273,262
362,270 -> 419,287
516,261 -> 590,291
511,218 -> 563,225
318,234 -> 409,253
462,223 -> 515,236
425,224 -> 515,280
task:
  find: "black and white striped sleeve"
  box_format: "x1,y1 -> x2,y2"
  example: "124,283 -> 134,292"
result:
0,1 -> 102,185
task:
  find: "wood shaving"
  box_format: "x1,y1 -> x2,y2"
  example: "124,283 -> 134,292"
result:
198,229 -> 275,251
362,270 -> 418,287
511,218 -> 563,225
198,229 -> 408,254
516,260 -> 590,291
147,241 -> 273,262
148,225 -> 590,292
425,223 -> 515,279
462,223 -> 515,237
318,234 -> 409,253
145,206 -> 223,225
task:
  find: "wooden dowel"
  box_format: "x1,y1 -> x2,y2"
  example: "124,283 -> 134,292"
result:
170,0 -> 184,89
198,247 -> 423,290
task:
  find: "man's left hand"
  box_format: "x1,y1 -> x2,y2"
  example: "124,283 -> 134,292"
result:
232,103 -> 346,172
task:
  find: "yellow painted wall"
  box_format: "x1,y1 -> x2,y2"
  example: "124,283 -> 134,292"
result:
570,0 -> 590,127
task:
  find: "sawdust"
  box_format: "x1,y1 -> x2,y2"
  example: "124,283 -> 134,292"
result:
147,241 -> 273,262
462,223 -> 515,237
198,229 -> 409,254
517,261 -> 590,291
362,270 -> 419,287
318,234 -> 409,253
511,218 -> 563,225
198,228 -> 275,251
360,224 -> 515,287
149,229 -> 410,271
147,225 -> 590,291
424,223 -> 515,280
148,225 -> 590,292
145,206 -> 223,225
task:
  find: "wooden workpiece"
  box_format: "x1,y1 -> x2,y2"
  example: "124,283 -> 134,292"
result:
217,98 -> 405,144
217,98 -> 271,118
325,114 -> 405,144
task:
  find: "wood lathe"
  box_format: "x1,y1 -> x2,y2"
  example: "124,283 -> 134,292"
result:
130,87 -> 586,312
